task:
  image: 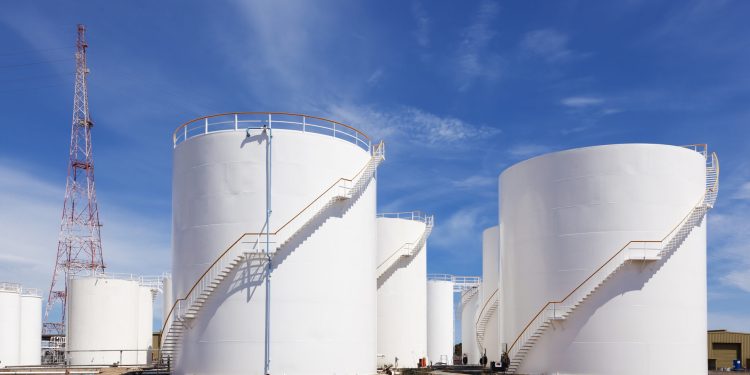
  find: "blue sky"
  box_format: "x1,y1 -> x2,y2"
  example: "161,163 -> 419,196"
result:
0,0 -> 748,334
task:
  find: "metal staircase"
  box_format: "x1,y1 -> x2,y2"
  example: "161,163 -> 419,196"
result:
375,212 -> 434,280
506,150 -> 719,374
160,141 -> 385,364
475,289 -> 498,353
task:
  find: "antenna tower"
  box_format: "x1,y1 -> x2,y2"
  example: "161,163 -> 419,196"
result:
44,24 -> 105,334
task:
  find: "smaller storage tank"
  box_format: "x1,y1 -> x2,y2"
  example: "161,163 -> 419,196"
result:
460,286 -> 481,364
376,212 -> 430,369
66,274 -> 154,366
19,289 -> 42,365
0,283 -> 21,368
137,287 -> 154,364
427,278 -> 454,365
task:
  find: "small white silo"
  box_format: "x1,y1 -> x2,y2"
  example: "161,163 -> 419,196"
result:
0,283 -> 21,368
67,274 -> 153,366
376,212 -> 431,369
168,113 -> 382,374
427,279 -> 454,365
500,144 -> 717,374
19,288 -> 42,365
460,286 -> 481,364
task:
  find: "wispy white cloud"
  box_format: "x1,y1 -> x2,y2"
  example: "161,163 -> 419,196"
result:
520,29 -> 581,63
709,311 -> 750,332
367,68 -> 384,86
507,143 -> 551,158
327,104 -> 501,147
561,96 -> 605,108
454,0 -> 503,91
430,206 -> 492,249
412,1 -> 431,48
451,175 -> 496,190
732,181 -> 750,200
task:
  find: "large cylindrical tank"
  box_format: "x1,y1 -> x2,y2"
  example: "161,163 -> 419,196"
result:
500,144 -> 707,374
376,214 -> 427,369
426,279 -> 454,365
172,113 -> 377,374
19,290 -> 41,365
0,283 -> 21,368
67,276 -> 149,366
479,226 -> 500,362
460,287 -> 481,364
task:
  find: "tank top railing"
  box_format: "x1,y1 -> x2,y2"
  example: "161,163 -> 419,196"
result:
173,112 -> 371,152
505,150 -> 719,374
159,141 -> 384,363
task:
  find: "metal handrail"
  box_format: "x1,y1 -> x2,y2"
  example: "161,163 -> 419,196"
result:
0,282 -> 22,293
160,141 -> 384,347
173,112 -> 371,151
377,211 -> 431,222
475,288 -> 499,327
506,149 -> 720,363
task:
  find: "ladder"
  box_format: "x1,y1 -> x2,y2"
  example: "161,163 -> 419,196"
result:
506,151 -> 719,374
160,141 -> 385,364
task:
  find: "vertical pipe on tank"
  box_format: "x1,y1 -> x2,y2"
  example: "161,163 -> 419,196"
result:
264,116 -> 273,375
161,275 -> 172,327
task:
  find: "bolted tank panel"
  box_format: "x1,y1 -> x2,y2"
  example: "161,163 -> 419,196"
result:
376,216 -> 427,368
0,284 -> 21,367
66,276 -> 142,366
172,115 -> 377,375
460,288 -> 481,364
19,291 -> 41,366
426,279 -> 454,365
500,144 -> 708,374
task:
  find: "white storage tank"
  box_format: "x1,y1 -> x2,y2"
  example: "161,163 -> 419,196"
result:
19,289 -> 42,365
0,283 -> 21,368
66,275 -> 153,366
170,113 -> 380,374
376,212 -> 429,368
500,144 -> 715,374
478,226 -> 500,362
460,286 -> 481,364
426,278 -> 454,365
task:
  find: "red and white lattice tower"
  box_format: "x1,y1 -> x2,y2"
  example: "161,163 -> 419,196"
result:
44,24 -> 105,334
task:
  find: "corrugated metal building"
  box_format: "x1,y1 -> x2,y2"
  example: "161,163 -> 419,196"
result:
708,330 -> 750,370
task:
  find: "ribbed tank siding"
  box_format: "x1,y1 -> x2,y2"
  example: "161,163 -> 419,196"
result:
480,226 -> 500,362
376,217 -> 427,369
19,294 -> 42,365
0,289 -> 21,367
427,280 -> 454,365
499,144 -> 707,375
172,129 -> 377,375
66,277 -> 141,366
460,291 -> 481,364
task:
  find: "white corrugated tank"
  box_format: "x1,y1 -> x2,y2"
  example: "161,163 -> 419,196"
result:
500,144 -> 713,374
19,290 -> 42,365
376,213 -> 428,369
460,286 -> 481,364
0,283 -> 21,368
67,276 -> 153,366
426,279 -> 454,365
170,113 -> 379,374
478,226 -> 500,362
